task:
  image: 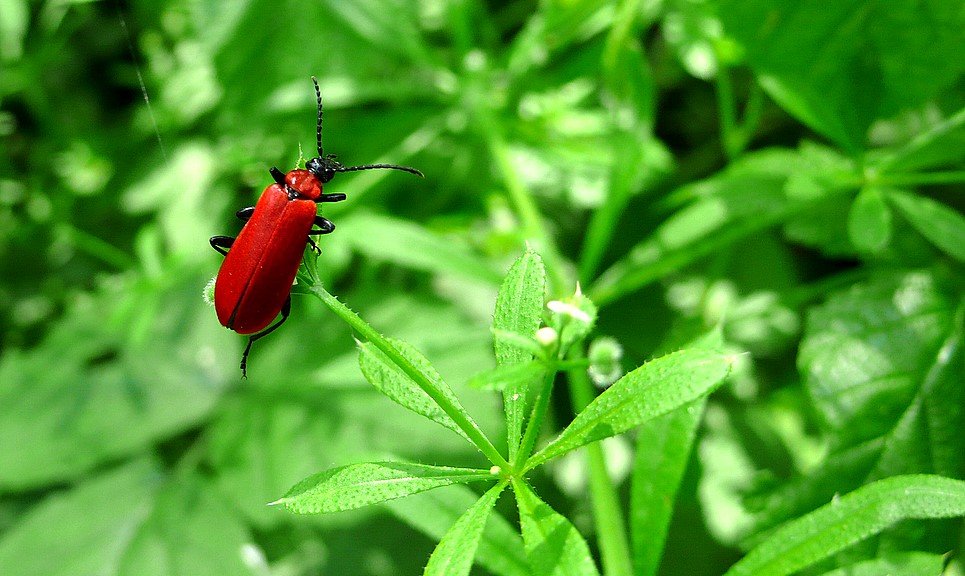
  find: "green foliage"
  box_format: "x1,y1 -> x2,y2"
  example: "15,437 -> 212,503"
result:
2,1 -> 964,575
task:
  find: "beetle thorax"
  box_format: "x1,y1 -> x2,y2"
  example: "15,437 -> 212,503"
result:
285,169 -> 322,200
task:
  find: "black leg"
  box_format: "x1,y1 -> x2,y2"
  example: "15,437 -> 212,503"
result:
270,167 -> 286,185
309,216 -> 335,235
318,193 -> 346,203
209,235 -> 235,256
236,206 -> 255,221
239,296 -> 291,378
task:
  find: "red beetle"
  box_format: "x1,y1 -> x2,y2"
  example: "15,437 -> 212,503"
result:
210,77 -> 422,377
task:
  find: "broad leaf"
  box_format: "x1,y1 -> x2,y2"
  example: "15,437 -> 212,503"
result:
717,0 -> 965,151
528,346 -> 732,469
0,461 -> 256,576
277,462 -> 493,514
0,276 -> 227,490
847,186 -> 891,254
799,270 -> 964,472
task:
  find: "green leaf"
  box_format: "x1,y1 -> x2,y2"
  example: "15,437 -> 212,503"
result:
494,248 -> 547,366
874,106 -> 965,174
630,400 -> 706,576
0,275 -> 227,490
277,462 -> 494,514
590,146 -> 851,304
887,189 -> 965,262
468,361 -> 547,391
528,346 -> 732,470
0,462 -> 257,576
387,485 -> 529,576
717,0 -> 965,151
814,552 -> 946,576
799,270 -> 964,470
494,248 -> 546,460
724,475 -> 965,576
342,212 -> 503,283
513,480 -> 601,576
358,338 -> 469,440
847,186 -> 892,254
423,482 -> 508,576
0,461 -> 160,576
117,474 -> 257,576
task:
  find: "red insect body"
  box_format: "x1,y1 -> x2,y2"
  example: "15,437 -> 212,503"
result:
215,171 -> 319,334
209,77 -> 422,377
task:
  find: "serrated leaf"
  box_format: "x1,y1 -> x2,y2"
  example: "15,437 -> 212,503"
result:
494,248 -> 546,366
358,338 -> 470,440
494,248 -> 546,460
277,462 -> 493,514
528,346 -> 732,469
514,480 -> 601,576
423,482 -> 508,576
724,475 -> 965,576
847,186 -> 892,253
888,189 -> 965,262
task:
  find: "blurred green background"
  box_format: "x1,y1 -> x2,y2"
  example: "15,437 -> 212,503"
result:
2,0 -> 965,575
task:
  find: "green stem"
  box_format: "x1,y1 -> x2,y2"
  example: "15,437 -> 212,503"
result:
514,368 -> 558,469
311,283 -> 511,471
715,64 -> 740,160
479,116 -> 570,296
59,224 -> 137,271
568,349 -> 634,576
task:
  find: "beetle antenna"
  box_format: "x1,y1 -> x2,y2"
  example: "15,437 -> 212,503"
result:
337,163 -> 424,178
311,76 -> 324,157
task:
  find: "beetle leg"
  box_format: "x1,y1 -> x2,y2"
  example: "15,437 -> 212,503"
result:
235,206 -> 255,221
317,193 -> 346,203
303,216 -> 334,253
239,296 -> 291,378
270,167 -> 286,185
209,235 -> 235,256
309,216 -> 335,235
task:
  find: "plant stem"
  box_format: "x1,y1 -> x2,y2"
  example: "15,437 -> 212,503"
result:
479,114 -> 570,296
568,349 -> 634,576
514,368 -> 557,469
311,283 -> 511,471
